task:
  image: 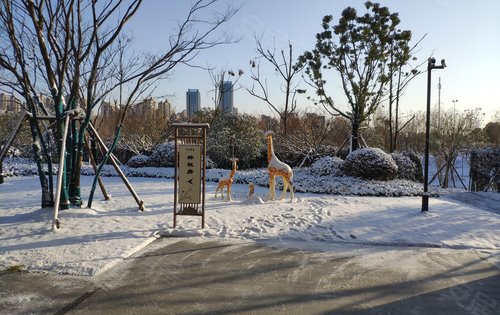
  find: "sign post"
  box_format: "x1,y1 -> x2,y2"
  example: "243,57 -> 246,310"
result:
172,123 -> 209,228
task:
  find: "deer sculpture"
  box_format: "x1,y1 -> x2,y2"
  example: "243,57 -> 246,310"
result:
215,158 -> 239,201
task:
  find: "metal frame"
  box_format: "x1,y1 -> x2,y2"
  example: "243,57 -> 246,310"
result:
173,123 -> 209,228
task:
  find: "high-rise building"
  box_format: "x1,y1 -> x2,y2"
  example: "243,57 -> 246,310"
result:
0,93 -> 22,113
100,101 -> 119,121
220,81 -> 233,113
158,99 -> 173,120
133,97 -> 158,121
186,89 -> 200,117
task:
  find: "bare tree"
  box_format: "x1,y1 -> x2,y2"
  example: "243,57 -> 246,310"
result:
274,110 -> 337,167
386,35 -> 427,152
246,38 -> 304,136
208,66 -> 243,117
431,107 -> 484,188
0,0 -> 237,209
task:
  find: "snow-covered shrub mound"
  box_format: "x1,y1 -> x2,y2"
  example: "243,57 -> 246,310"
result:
391,152 -> 417,181
470,147 -> 500,191
148,141 -> 175,167
401,150 -> 423,182
2,157 -> 46,176
2,158 -> 435,196
343,148 -> 398,180
205,156 -> 216,169
5,146 -> 22,157
5,145 -> 32,158
126,154 -> 150,168
310,156 -> 344,176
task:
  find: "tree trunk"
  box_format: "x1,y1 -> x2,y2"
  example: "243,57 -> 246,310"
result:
282,115 -> 288,137
27,117 -> 53,208
351,116 -> 360,152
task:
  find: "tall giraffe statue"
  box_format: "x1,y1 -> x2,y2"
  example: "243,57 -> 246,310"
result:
215,158 -> 239,201
265,131 -> 294,201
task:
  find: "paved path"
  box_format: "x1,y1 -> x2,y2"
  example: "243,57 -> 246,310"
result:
444,192 -> 500,215
1,239 -> 500,314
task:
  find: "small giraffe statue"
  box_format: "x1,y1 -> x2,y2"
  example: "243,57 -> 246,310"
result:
264,131 -> 294,201
215,158 -> 239,201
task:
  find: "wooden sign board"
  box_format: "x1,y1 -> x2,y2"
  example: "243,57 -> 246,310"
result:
178,144 -> 201,204
172,123 -> 209,229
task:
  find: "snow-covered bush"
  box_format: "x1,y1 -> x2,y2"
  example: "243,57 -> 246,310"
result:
402,150 -> 423,182
470,147 -> 500,192
2,157 -> 43,176
5,145 -> 33,158
343,148 -> 398,180
310,156 -> 344,177
391,152 -> 417,181
1,157 -> 430,196
126,149 -> 217,169
205,156 -> 217,169
5,146 -> 22,157
126,154 -> 150,168
148,141 -> 175,167
207,112 -> 263,169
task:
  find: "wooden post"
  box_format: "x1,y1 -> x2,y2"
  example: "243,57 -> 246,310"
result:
87,123 -> 144,211
173,127 -> 178,228
83,135 -> 110,200
53,114 -> 71,231
360,134 -> 368,148
202,126 -> 207,228
334,137 -> 350,157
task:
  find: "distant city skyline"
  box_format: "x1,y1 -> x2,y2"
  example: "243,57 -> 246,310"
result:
125,0 -> 500,123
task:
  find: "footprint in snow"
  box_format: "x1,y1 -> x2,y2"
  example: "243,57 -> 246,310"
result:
245,217 -> 255,224
262,220 -> 275,228
248,226 -> 261,233
218,226 -> 228,236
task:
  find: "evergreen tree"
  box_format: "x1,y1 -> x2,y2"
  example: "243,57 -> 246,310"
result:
298,2 -> 412,151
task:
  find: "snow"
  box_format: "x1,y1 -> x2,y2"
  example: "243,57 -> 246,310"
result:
269,154 -> 293,174
1,163 -> 500,277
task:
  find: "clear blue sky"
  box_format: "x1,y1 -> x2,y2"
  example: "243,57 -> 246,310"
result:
125,0 -> 500,122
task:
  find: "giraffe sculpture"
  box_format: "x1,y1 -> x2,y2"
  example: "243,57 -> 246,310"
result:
215,158 -> 239,201
264,131 -> 294,201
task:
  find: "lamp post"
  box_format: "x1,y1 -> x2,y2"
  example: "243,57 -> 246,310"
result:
422,57 -> 446,213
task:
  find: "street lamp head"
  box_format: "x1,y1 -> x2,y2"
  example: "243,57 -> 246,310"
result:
428,57 -> 446,70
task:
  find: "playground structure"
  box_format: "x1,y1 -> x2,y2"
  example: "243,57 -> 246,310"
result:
0,111 -> 144,231
215,158 -> 239,201
264,131 -> 294,201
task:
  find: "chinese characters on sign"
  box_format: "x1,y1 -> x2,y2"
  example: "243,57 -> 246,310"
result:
178,144 -> 201,204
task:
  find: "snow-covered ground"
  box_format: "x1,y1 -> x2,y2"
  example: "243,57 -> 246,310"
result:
1,169 -> 499,276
